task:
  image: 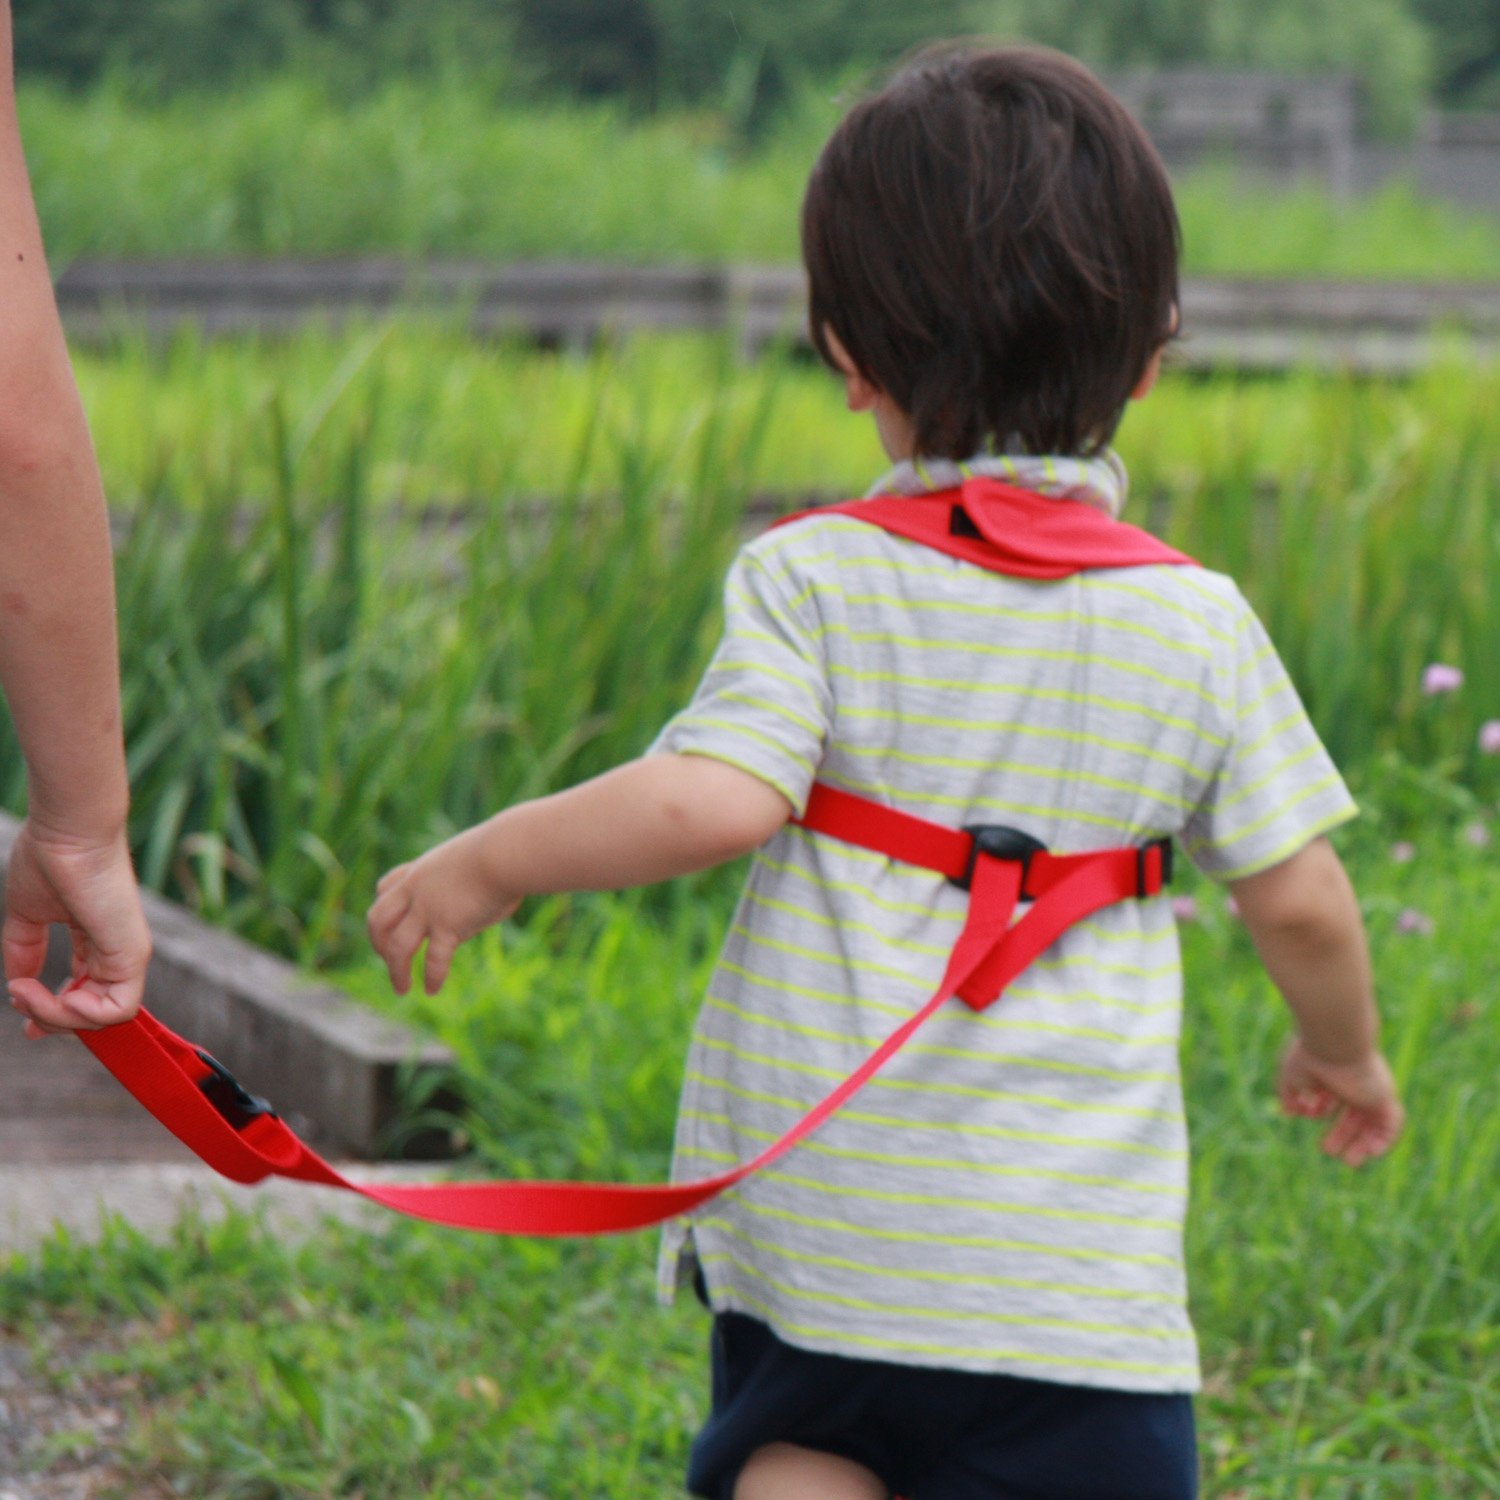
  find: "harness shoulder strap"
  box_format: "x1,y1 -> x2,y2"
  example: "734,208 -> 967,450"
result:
775,476 -> 1197,579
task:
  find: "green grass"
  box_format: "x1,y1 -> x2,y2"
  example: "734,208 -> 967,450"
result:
20,77 -> 1500,276
1,332 -> 1496,1492
3,806 -> 1496,1496
1,327 -> 1496,967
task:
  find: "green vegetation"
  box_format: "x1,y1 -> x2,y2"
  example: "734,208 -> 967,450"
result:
16,0 -> 1483,123
20,80 -> 1500,273
1,327 -> 1491,966
3,329 -> 1498,1491
5,814 -> 1497,1495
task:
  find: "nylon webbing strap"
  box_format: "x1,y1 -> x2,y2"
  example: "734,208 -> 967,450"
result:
78,802 -> 1167,1238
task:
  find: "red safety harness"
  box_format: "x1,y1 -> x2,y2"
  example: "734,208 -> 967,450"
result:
80,477 -> 1196,1237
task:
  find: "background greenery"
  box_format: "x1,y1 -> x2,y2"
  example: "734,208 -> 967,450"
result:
0,326 -> 1491,970
2,1 -> 1497,1490
14,81 -> 1500,272
11,0 -> 1500,127
5,816 -> 1497,1495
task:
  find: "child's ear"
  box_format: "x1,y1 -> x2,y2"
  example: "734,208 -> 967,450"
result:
1132,305 -> 1178,400
1131,345 -> 1166,401
823,325 -> 882,413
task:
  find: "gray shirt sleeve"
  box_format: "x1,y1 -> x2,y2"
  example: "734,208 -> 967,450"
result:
1181,587 -> 1357,881
651,542 -> 833,814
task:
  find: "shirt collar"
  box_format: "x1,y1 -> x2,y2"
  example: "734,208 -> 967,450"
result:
866,450 -> 1129,520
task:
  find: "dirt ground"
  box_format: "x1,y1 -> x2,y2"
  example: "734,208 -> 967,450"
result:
0,1333 -> 161,1500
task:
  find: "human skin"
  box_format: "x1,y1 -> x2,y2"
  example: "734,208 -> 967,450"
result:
0,0 -> 151,1038
1229,836 -> 1403,1167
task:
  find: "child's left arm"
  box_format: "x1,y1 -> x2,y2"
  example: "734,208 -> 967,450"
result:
367,753 -> 791,996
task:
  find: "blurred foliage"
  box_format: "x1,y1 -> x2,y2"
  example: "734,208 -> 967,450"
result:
509,0 -> 970,131
1411,0 -> 1500,109
13,0 -> 1500,132
975,0 -> 1434,134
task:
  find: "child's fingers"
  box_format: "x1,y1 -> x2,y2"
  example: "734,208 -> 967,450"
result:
423,934 -> 457,996
373,908 -> 427,997
366,887 -> 411,957
1320,1107 -> 1365,1163
9,979 -> 68,1038
1280,1080 -> 1333,1117
1321,1104 -> 1402,1168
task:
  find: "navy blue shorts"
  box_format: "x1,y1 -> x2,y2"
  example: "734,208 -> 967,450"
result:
687,1312 -> 1198,1500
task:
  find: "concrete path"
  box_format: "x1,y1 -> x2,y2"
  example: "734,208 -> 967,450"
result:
0,1029 -> 416,1256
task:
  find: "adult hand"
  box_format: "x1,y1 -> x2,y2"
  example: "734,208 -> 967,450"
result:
4,819 -> 152,1037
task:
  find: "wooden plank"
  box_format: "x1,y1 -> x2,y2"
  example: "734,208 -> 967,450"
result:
50,258 -> 1500,372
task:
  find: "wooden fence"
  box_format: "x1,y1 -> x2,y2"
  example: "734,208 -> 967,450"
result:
55,259 -> 1500,374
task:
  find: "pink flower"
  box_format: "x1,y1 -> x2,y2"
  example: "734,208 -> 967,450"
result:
1422,663 -> 1464,695
1397,908 -> 1434,936
1463,821 -> 1491,849
1389,841 -> 1416,863
1479,720 -> 1500,755
1170,895 -> 1198,923
1225,894 -> 1240,920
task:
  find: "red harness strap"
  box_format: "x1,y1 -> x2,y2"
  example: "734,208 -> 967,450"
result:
772,474 -> 1196,576
81,800 -> 1168,1236
78,481 -> 1192,1236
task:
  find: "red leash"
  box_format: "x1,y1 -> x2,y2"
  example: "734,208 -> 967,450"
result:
79,484 -> 1187,1237
80,789 -> 1169,1237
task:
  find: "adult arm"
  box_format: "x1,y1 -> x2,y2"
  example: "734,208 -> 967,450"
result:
0,1 -> 151,1036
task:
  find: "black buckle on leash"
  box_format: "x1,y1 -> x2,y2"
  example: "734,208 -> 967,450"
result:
949,825 -> 1047,893
1136,838 -> 1174,896
195,1050 -> 278,1131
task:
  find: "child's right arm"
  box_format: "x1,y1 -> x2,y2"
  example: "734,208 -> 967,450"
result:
1229,837 -> 1404,1168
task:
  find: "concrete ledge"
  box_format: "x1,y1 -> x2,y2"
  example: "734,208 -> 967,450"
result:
0,812 -> 457,1158
0,1161 -> 436,1255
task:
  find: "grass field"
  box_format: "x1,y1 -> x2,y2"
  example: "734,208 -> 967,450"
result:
4,808 -> 1497,1496
20,77 -> 1500,276
47,329 -> 1500,970
1,327 -> 1497,1493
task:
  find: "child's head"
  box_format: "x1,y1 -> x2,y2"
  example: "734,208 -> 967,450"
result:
802,44 -> 1179,461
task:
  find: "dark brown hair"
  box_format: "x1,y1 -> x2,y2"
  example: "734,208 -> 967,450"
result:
802,45 -> 1179,458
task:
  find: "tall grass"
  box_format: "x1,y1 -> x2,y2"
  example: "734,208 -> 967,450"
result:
9,335 -> 784,963
20,77 -> 1500,275
5,824 -> 1497,1495
8,329 -> 1500,963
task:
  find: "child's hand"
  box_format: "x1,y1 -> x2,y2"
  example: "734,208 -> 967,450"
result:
1277,1038 -> 1404,1168
367,828 -> 522,997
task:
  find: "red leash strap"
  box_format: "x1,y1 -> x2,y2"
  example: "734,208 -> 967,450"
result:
78,799 -> 1168,1237
774,477 -> 1196,579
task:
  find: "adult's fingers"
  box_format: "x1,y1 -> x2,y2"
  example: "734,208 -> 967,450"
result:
7,974 -> 124,1034
1,911 -> 49,988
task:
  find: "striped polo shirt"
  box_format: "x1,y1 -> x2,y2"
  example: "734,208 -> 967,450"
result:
652,451 -> 1356,1393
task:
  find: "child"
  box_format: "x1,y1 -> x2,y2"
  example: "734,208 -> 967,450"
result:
368,44 -> 1403,1500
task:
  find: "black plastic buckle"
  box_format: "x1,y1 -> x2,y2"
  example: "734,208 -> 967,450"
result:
1136,837 -> 1174,896
949,824 -> 1048,893
949,505 -> 983,539
195,1050 -> 278,1131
